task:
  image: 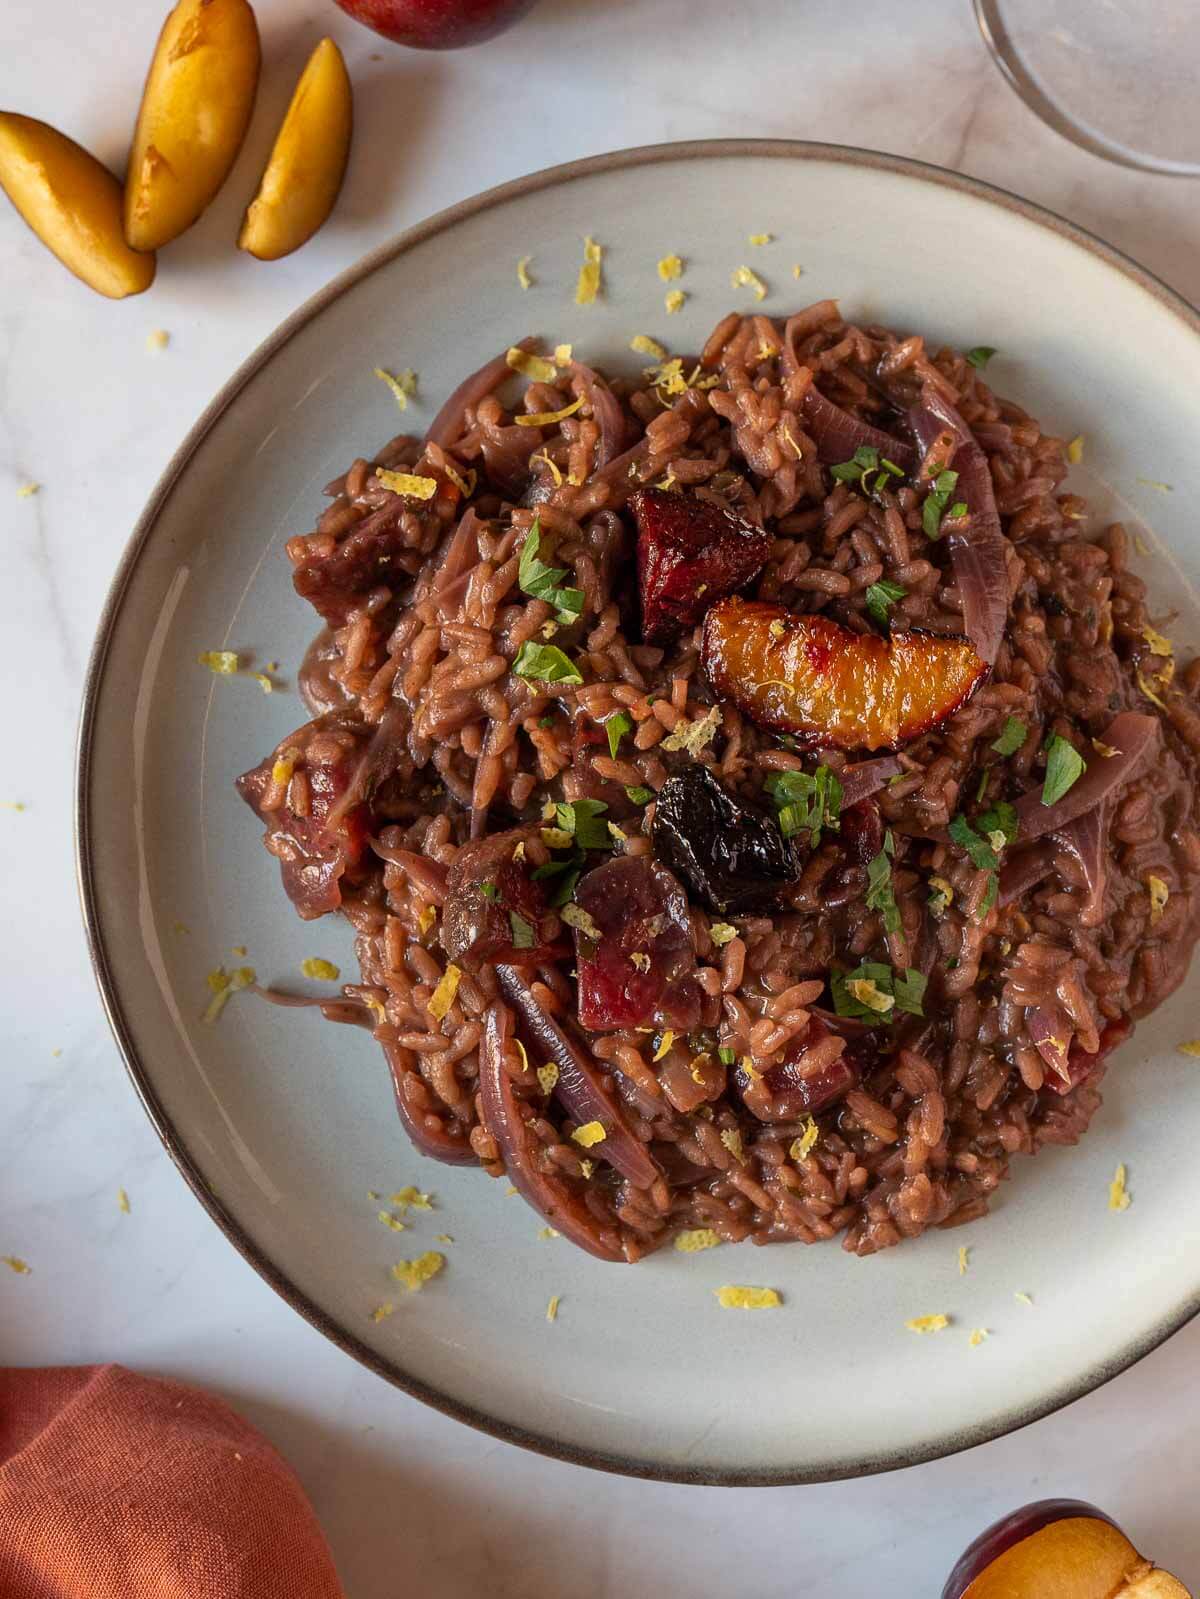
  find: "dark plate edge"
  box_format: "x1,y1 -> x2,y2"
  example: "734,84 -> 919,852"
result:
75,136 -> 1200,1488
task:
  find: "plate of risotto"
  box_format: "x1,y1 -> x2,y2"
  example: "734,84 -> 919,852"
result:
80,140 -> 1200,1483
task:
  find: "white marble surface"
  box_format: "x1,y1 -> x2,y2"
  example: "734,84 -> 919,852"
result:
3,0 -> 1199,1591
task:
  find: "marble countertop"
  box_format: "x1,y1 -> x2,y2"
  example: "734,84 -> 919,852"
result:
4,0 -> 1199,1591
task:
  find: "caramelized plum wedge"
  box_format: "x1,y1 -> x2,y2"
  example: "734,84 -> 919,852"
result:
652,764 -> 799,914
631,486 -> 770,644
572,856 -> 702,1031
702,596 -> 987,751
441,827 -> 561,970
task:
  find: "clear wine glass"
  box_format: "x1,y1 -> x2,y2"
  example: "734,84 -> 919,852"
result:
974,0 -> 1200,176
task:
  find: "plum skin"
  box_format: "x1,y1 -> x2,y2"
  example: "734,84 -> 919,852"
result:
333,0 -> 538,49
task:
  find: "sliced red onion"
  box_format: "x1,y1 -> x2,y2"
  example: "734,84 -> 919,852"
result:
496,965 -> 660,1190
1051,805 -> 1108,927
477,1003 -> 627,1261
1013,713 -> 1157,841
1025,1004 -> 1073,1085
998,839 -> 1056,907
569,358 -> 626,466
424,338 -> 535,450
907,386 -> 1008,666
383,1042 -> 478,1166
838,755 -> 901,809
781,315 -> 915,470
1034,1017 -> 1131,1098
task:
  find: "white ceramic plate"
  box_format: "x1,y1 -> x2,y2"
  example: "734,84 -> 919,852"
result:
79,141 -> 1200,1484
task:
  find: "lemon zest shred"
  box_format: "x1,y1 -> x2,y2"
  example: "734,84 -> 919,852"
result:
572,1121 -> 607,1148
537,1062 -> 559,1095
720,1127 -> 746,1165
715,1285 -> 780,1309
147,328 -> 170,351
561,903 -> 601,940
1066,434 -> 1084,464
674,1228 -> 721,1253
791,263 -> 804,278
16,482 -> 39,498
442,461 -> 476,499
390,1251 -> 444,1291
301,957 -> 340,981
1109,1163 -> 1131,1211
530,451 -> 563,487
377,1211 -> 407,1232
652,1030 -> 675,1062
575,235 -> 603,306
363,994 -> 387,1025
370,1301 -> 395,1323
417,904 -> 436,935
1137,669 -> 1169,710
117,1188 -> 131,1214
1177,1040 -> 1200,1058
514,396 -> 586,428
905,1314 -> 950,1333
538,1227 -> 560,1240
579,1159 -> 595,1179
390,1186 -> 433,1212
630,333 -> 667,361
1015,1291 -> 1034,1307
709,922 -> 737,947
554,343 -> 573,366
1133,531 -> 1151,555
1147,875 -> 1169,923
969,1327 -> 989,1348
374,366 -> 417,410
506,346 -> 558,383
546,1294 -> 561,1321
657,254 -> 683,281
847,977 -> 894,1014
428,964 -> 462,1021
660,704 -> 721,755
198,650 -> 239,676
748,231 -> 773,245
664,289 -> 686,314
1143,624 -> 1173,657
730,264 -> 768,301
1,1256 -> 31,1274
376,468 -> 438,500
1092,739 -> 1119,758
271,755 -> 296,788
516,256 -> 533,290
958,1246 -> 970,1276
790,1117 -> 819,1163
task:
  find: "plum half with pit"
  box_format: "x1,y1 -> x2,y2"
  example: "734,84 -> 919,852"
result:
572,856 -> 702,1032
702,595 -> 987,751
943,1499 -> 1189,1598
651,764 -> 799,914
631,486 -> 770,644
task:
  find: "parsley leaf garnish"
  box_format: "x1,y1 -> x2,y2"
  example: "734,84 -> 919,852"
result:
1041,734 -> 1086,807
965,346 -> 997,370
831,962 -> 926,1023
991,715 -> 1027,756
922,468 -> 963,540
948,813 -> 999,871
764,765 -> 843,844
717,1046 -> 737,1065
978,800 -> 1018,848
511,641 -> 583,685
517,519 -> 584,623
555,799 -> 611,851
865,578 -> 907,628
625,785 -> 653,806
605,710 -> 632,759
480,881 -> 501,902
830,445 -> 905,500
865,846 -> 901,934
509,911 -> 535,949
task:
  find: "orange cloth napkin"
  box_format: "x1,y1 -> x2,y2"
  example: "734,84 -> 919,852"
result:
0,1364 -> 344,1599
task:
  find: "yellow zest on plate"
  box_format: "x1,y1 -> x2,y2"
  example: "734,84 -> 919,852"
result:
1143,623 -> 1173,657
16,481 -> 40,498
1177,1040 -> 1200,1058
958,1246 -> 970,1276
714,1285 -> 780,1309
427,963 -> 462,1021
968,1328 -> 989,1348
790,1117 -> 819,1163
369,1301 -> 395,1323
905,1314 -> 950,1333
664,289 -> 686,314
657,254 -> 683,280
514,395 -> 586,428
792,264 -> 804,278
147,328 -> 170,352
748,231 -> 773,246
537,1061 -> 559,1095
1015,1290 -> 1034,1306
516,255 -> 533,289
376,468 -> 438,500
435,1234 -> 453,1244
660,704 -> 721,755
197,649 -> 240,676
719,1127 -> 745,1165
674,1228 -> 721,1253
2,1256 -> 31,1274
1136,477 -> 1173,493
652,1030 -> 675,1062
561,903 -> 601,940
847,977 -> 894,1014
301,957 -> 340,981
630,333 -> 667,361
1109,1163 -> 1131,1211
1147,875 -> 1169,923
709,922 -> 737,947
1066,434 -> 1084,464
538,1227 -> 560,1240
203,965 -> 255,1025
417,904 -> 437,935
377,1211 -> 406,1232
506,345 -> 558,383
117,1187 -> 131,1215
575,235 -> 603,306
374,366 -> 417,410
390,1186 -> 433,1212
1133,531 -> 1151,555
390,1250 -> 445,1291
546,1294 -> 561,1322
730,264 -> 768,301
571,1120 -> 607,1149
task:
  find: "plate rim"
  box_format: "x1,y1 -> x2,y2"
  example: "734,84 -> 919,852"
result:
76,136 -> 1200,1487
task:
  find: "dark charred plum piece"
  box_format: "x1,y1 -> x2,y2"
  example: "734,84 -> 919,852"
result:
290,470 -> 459,627
441,827 -> 562,970
236,711 -> 374,920
941,1497 -> 1186,1599
631,486 -> 770,645
734,1016 -> 864,1122
651,764 -> 798,914
572,856 -> 702,1032
702,596 -> 987,751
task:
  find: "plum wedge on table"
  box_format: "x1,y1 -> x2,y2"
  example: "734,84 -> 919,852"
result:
702,596 -> 987,751
631,486 -> 770,644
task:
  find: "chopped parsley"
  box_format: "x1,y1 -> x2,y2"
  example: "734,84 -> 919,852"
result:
831,962 -> 926,1022
975,768 -> 991,804
977,799 -> 1018,848
865,845 -> 901,934
511,641 -> 583,685
717,1046 -> 737,1065
480,881 -> 501,902
605,710 -> 632,759
991,715 -> 1028,756
831,445 -> 905,500
509,911 -> 535,949
555,799 -> 611,851
865,578 -> 907,628
538,714 -> 557,729
978,874 -> 999,918
625,785 -> 653,806
517,519 -> 584,623
531,856 -> 584,907
1041,734 -> 1086,807
922,468 -> 967,540
764,765 -> 843,845
965,346 -> 997,370
948,813 -> 1000,871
